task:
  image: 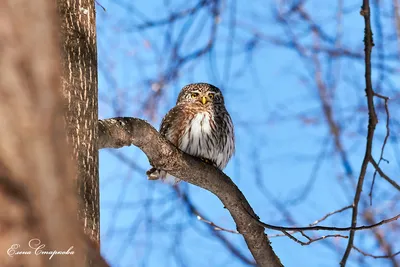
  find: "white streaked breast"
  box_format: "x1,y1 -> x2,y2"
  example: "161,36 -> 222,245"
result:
179,112 -> 213,160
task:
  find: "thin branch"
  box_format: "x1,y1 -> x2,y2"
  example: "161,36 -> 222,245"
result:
196,215 -> 240,234
310,205 -> 353,226
369,157 -> 400,191
341,1 -> 378,265
353,246 -> 400,259
95,0 -> 106,11
282,231 -> 347,246
268,205 -> 352,239
370,92 -> 392,204
126,0 -> 211,31
254,213 -> 400,232
98,117 -> 283,267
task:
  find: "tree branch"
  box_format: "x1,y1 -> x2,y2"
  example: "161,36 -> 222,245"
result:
282,231 -> 348,246
369,157 -> 400,191
254,213 -> 399,232
98,117 -> 283,267
353,246 -> 400,259
341,1 -> 378,265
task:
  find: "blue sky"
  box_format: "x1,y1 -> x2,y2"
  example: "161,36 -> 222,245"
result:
96,1 -> 400,266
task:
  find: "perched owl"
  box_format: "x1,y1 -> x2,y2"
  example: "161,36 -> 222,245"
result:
147,83 -> 235,183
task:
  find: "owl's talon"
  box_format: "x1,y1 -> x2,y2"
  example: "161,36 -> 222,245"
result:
200,157 -> 218,167
146,167 -> 163,180
200,157 -> 210,164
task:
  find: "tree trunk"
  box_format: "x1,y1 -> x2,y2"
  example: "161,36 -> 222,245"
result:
57,0 -> 100,253
0,0 -> 86,266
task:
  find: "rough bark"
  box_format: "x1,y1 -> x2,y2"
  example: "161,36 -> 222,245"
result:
98,118 -> 283,267
0,1 -> 88,266
57,0 -> 100,250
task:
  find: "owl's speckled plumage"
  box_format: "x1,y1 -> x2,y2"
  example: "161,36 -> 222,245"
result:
147,83 -> 235,183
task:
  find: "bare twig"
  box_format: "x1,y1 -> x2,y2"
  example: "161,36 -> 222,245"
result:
95,0 -> 106,11
369,92 -> 392,204
353,246 -> 400,259
126,0 -> 211,31
369,157 -> 400,191
196,215 -> 240,234
268,205 -> 352,240
282,231 -> 348,246
310,205 -> 353,226
255,213 -> 399,232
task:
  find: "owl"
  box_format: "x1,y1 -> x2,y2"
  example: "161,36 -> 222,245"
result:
147,83 -> 235,183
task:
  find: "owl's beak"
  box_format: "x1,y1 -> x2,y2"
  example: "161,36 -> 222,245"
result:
201,96 -> 207,105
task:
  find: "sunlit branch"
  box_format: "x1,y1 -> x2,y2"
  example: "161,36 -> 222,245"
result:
98,117 -> 283,267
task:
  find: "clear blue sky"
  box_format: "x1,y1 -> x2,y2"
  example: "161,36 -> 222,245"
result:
96,1 -> 400,266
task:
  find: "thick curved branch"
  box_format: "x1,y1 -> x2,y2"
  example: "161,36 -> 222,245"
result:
98,117 -> 283,267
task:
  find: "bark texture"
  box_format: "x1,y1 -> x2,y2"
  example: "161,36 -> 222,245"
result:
99,118 -> 283,267
57,0 -> 100,248
0,1 -> 86,266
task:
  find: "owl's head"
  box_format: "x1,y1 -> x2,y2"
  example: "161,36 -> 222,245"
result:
176,83 -> 224,106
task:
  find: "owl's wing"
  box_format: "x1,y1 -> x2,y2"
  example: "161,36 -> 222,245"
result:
146,106 -> 186,183
159,105 -> 186,146
160,106 -> 179,135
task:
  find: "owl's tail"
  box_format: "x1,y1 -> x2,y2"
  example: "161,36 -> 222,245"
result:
146,168 -> 180,184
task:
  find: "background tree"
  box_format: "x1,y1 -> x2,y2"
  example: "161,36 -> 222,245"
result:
0,0 -> 104,266
57,0 -> 100,249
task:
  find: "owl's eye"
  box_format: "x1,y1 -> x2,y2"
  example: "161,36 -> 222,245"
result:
208,93 -> 215,99
191,92 -> 199,98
